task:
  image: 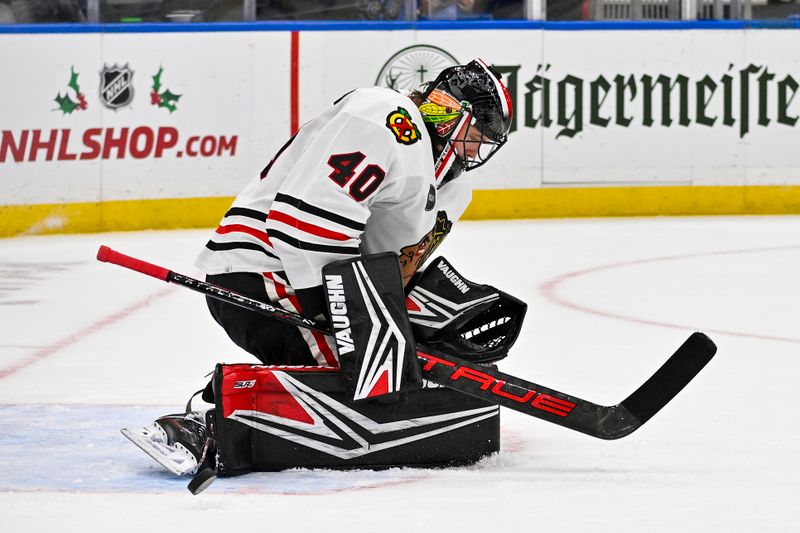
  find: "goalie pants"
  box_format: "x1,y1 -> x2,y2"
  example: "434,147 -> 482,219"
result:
205,273 -> 318,366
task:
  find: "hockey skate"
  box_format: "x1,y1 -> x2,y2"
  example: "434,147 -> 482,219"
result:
122,411 -> 212,476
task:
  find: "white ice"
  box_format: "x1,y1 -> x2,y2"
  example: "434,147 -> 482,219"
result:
1,216 -> 799,532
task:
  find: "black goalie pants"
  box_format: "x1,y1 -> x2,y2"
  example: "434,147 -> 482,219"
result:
205,272 -> 318,366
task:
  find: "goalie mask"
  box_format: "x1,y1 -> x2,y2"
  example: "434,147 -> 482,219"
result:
417,59 -> 513,185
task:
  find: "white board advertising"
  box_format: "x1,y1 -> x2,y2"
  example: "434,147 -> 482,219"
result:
0,31 -> 290,206
298,29 -> 544,191
312,29 -> 800,190
3,27 -> 800,208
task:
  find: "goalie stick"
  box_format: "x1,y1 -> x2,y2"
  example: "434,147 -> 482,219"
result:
97,245 -> 716,440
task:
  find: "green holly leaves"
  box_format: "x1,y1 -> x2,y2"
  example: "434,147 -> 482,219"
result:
151,67 -> 182,113
54,66 -> 87,115
53,65 -> 182,115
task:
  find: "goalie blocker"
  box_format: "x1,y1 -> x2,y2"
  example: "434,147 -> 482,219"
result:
209,254 -> 525,477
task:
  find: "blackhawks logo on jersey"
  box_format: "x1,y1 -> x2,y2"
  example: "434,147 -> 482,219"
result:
398,210 -> 452,285
386,106 -> 421,145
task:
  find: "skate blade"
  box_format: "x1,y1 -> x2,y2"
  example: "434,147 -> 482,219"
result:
121,426 -> 198,476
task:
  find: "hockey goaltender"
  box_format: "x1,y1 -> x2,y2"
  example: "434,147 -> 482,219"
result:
109,58 -> 715,494
123,58 -> 521,492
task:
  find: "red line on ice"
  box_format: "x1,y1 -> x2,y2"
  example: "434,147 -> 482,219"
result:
0,286 -> 175,380
540,245 -> 800,344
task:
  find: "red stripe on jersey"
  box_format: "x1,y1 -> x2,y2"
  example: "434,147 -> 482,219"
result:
310,329 -> 338,368
266,272 -> 339,368
267,210 -> 351,241
265,271 -> 287,298
216,224 -> 273,246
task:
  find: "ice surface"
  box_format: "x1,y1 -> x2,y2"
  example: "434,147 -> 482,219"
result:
1,217 -> 799,532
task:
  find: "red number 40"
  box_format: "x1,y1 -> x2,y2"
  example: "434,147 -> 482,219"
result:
327,151 -> 386,202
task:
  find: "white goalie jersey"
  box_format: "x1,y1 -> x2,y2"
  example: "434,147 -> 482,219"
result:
195,86 -> 472,291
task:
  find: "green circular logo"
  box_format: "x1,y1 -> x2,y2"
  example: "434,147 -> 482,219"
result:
376,45 -> 459,92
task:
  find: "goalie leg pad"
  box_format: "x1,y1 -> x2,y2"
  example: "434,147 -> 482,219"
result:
212,363 -> 500,476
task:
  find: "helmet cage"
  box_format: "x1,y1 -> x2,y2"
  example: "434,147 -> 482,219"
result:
419,59 -> 511,179
447,116 -> 508,172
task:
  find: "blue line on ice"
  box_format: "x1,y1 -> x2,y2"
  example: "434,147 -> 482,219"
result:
0,404 -> 432,494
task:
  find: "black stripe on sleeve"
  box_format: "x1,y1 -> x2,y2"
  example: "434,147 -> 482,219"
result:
224,207 -> 268,222
205,240 -> 278,259
260,133 -> 298,180
267,230 -> 360,255
273,193 -> 366,232
333,90 -> 355,106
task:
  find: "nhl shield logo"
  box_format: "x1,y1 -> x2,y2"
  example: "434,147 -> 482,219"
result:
99,64 -> 134,110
